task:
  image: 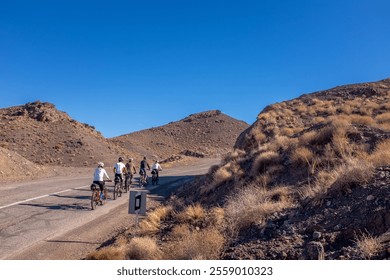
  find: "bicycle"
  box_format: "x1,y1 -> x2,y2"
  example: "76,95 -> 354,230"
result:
113,176 -> 123,200
124,173 -> 133,192
90,180 -> 110,210
139,170 -> 148,187
151,169 -> 159,185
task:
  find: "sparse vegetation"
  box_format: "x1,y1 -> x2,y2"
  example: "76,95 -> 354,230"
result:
355,232 -> 383,260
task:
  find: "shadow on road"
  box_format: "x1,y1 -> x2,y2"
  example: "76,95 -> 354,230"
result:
46,240 -> 101,245
20,203 -> 90,211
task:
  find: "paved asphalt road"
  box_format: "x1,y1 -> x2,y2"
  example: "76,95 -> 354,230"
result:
0,158 -> 219,260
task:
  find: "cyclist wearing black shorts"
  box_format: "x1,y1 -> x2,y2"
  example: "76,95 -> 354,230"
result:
113,157 -> 126,185
139,156 -> 150,178
93,162 -> 110,192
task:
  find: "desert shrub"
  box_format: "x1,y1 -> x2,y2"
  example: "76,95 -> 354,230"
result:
212,163 -> 232,185
206,207 -> 225,228
349,115 -> 375,126
164,228 -> 225,260
369,139 -> 390,166
268,135 -> 297,152
290,147 -> 318,174
139,206 -> 172,235
225,185 -> 293,234
280,127 -> 294,136
126,237 -> 162,260
86,246 -> 126,260
251,151 -> 280,175
176,204 -> 206,224
340,104 -> 353,114
375,112 -> 390,124
328,158 -> 374,194
170,224 -> 192,240
354,232 -> 382,260
332,130 -> 351,157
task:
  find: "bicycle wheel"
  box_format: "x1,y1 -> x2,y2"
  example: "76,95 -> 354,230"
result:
118,183 -> 123,197
113,183 -> 118,200
91,190 -> 98,210
103,187 -> 109,201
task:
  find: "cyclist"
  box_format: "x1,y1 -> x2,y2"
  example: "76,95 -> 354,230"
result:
139,156 -> 150,182
93,162 -> 110,199
125,158 -> 137,184
113,157 -> 126,186
151,160 -> 162,183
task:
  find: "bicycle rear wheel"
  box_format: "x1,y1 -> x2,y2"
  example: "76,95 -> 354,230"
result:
113,183 -> 118,200
91,190 -> 99,210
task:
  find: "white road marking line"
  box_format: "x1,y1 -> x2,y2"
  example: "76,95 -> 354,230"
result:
0,186 -> 89,210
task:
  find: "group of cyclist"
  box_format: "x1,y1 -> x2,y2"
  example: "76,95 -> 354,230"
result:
92,156 -> 162,199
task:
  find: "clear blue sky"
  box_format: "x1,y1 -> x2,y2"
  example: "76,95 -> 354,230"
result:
1,0 -> 389,137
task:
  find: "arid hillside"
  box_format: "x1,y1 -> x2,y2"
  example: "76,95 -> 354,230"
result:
90,78 -> 390,260
0,147 -> 47,182
0,101 -> 131,167
110,110 -> 249,161
0,103 -> 248,173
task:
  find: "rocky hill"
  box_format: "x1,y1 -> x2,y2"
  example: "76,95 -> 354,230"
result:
110,110 -> 249,162
97,78 -> 390,260
0,101 -> 131,167
0,103 -> 248,171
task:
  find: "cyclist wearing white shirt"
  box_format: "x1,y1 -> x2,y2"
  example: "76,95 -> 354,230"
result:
93,162 -> 110,192
151,160 -> 162,182
113,157 -> 126,185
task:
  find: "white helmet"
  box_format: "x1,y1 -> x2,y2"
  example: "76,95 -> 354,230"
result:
98,162 -> 104,167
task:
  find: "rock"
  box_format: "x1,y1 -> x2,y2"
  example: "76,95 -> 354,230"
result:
366,195 -> 375,201
326,201 -> 332,207
313,231 -> 322,240
305,241 -> 325,260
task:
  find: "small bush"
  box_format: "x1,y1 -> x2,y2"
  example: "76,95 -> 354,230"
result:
126,237 -> 162,260
165,228 -> 225,260
251,151 -> 280,175
329,158 -> 374,194
176,204 -> 206,224
225,185 -> 293,234
139,206 -> 172,235
375,112 -> 390,124
369,139 -> 390,166
355,232 -> 382,259
86,246 -> 126,260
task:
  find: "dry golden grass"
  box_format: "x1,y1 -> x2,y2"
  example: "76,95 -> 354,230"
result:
225,185 -> 293,233
332,131 -> 351,157
170,224 -> 191,240
268,135 -> 297,152
212,163 -> 232,185
164,228 -> 225,260
251,151 -> 280,175
300,157 -> 374,203
327,158 -> 374,193
86,246 -> 126,260
290,146 -> 315,167
369,139 -> 390,166
126,237 -> 162,260
340,104 -> 353,114
138,206 -> 172,235
355,232 -> 382,259
207,207 -> 225,228
375,112 -> 390,124
280,127 -> 295,136
349,115 -> 375,126
176,204 -> 206,224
